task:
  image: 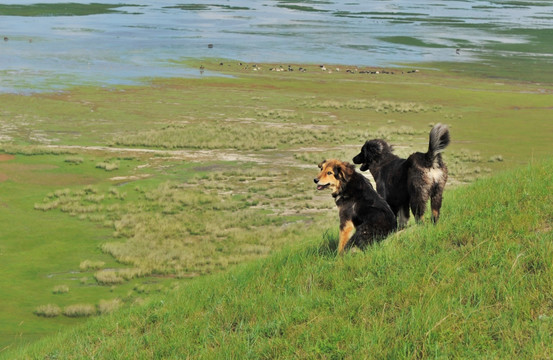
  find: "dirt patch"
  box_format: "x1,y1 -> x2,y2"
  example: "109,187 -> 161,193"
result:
0,154 -> 15,162
109,174 -> 152,183
0,173 -> 8,182
44,145 -> 269,165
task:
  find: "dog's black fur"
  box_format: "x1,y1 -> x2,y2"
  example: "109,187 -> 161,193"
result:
352,124 -> 450,226
314,159 -> 397,254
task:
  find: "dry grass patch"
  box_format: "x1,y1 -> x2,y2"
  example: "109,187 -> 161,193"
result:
79,260 -> 105,271
0,144 -> 75,156
94,270 -> 124,285
96,161 -> 119,171
97,299 -> 121,315
52,285 -> 69,294
62,304 -> 96,318
306,98 -> 442,113
64,156 -> 84,164
34,304 -> 61,318
111,119 -> 379,151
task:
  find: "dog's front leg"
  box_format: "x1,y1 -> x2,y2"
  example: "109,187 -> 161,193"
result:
338,220 -> 354,255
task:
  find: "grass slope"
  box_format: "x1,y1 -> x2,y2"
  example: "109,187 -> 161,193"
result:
9,159 -> 553,359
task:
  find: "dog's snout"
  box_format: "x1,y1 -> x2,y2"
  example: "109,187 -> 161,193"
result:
313,178 -> 319,184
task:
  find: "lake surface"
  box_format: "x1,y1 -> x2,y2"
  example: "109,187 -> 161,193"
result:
1,0 -> 552,92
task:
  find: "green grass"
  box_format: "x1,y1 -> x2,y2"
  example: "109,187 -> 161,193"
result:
7,159 -> 553,359
0,154 -> 177,350
1,59 -> 552,353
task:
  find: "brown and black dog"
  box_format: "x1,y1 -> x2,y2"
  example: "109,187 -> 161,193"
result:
314,159 -> 397,254
352,123 -> 450,227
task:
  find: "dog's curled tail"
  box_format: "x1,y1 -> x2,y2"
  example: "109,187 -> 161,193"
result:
427,123 -> 450,161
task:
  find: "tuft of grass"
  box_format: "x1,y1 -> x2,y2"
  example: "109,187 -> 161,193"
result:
33,304 -> 61,318
62,304 -> 96,318
94,270 -> 124,285
52,285 -> 69,294
79,260 -> 105,271
96,162 -> 119,171
488,154 -> 504,162
64,156 -> 84,165
34,201 -> 60,211
117,268 -> 144,281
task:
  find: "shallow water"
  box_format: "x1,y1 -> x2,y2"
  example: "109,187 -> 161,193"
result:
1,0 -> 552,92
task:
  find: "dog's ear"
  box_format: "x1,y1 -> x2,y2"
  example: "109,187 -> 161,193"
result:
360,141 -> 378,163
344,162 -> 355,180
334,162 -> 355,182
371,140 -> 384,155
318,159 -> 326,170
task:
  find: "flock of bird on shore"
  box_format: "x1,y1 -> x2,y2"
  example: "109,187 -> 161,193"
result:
201,61 -> 420,76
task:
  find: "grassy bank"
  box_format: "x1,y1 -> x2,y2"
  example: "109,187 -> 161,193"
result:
7,159 -> 553,359
1,60 -> 552,351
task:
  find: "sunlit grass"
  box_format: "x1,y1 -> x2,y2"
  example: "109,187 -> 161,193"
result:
1,59 -> 552,351
13,159 -> 553,359
98,299 -> 122,315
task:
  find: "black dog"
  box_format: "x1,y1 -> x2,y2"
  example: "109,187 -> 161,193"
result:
314,159 -> 397,254
352,124 -> 450,226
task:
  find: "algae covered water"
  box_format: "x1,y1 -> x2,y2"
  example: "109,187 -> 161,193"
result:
1,0 -> 552,92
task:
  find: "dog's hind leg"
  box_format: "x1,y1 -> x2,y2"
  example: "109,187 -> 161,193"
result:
410,191 -> 429,223
397,206 -> 410,228
430,184 -> 444,224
